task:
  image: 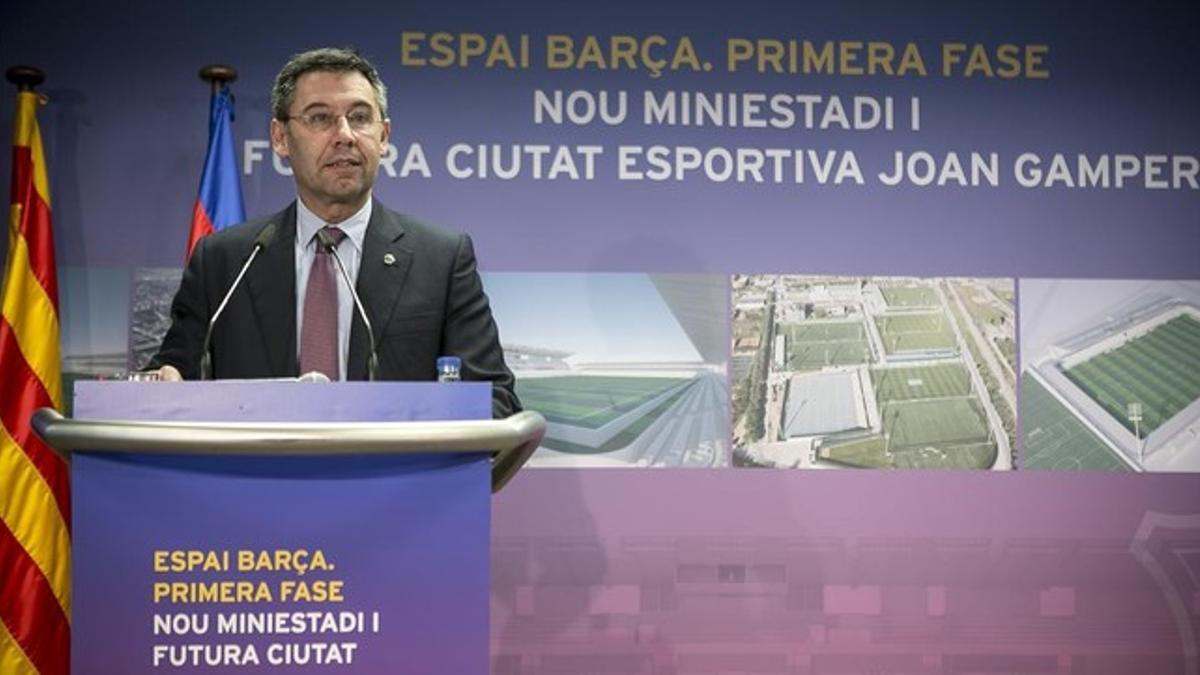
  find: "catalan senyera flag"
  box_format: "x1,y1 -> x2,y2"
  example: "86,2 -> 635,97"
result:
0,91 -> 71,674
185,84 -> 245,260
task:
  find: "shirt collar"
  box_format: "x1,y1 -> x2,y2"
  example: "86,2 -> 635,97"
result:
295,197 -> 371,253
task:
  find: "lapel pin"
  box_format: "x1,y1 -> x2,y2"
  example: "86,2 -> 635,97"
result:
383,253 -> 396,266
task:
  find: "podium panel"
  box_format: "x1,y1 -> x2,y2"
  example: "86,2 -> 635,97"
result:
69,381 -> 492,675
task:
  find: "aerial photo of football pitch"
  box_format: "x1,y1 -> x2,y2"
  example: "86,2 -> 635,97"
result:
875,313 -> 958,356
516,374 -> 724,461
1020,280 -> 1200,472
818,363 -> 997,469
780,322 -> 872,370
1062,314 -> 1200,435
732,275 -> 1015,471
1021,373 -> 1130,471
485,273 -> 729,468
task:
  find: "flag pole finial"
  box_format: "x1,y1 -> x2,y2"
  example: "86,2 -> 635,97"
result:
6,65 -> 45,91
199,64 -> 237,94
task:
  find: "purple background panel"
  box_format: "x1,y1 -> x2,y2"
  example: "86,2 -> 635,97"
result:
491,470 -> 1200,673
1,1 -> 1197,277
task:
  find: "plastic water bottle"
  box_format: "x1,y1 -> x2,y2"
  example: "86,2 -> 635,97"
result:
436,356 -> 462,383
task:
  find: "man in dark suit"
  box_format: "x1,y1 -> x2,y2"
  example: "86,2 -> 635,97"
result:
149,48 -> 519,418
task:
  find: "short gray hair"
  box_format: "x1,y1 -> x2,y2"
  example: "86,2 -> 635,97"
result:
270,47 -> 388,120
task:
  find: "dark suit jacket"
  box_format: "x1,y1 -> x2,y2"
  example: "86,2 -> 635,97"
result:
150,200 -> 520,418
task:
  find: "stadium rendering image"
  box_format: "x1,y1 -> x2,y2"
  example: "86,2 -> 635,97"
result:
733,276 -> 1016,470
1022,288 -> 1200,472
489,274 -> 730,468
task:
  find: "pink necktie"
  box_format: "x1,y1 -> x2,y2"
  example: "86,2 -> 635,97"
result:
299,226 -> 346,379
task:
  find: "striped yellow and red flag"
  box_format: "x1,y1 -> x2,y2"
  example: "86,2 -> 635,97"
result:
0,84 -> 71,674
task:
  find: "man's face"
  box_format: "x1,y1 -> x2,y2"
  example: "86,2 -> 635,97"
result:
270,70 -> 390,220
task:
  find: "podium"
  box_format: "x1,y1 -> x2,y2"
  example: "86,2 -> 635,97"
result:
33,381 -> 544,675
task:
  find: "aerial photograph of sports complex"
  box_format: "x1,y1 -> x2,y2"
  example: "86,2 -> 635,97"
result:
1020,279 -> 1200,472
130,267 -> 183,370
59,267 -> 133,412
485,273 -> 729,468
732,276 -> 1016,470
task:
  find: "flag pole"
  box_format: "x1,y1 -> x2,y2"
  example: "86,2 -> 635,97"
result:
3,65 -> 45,287
199,64 -> 237,93
6,65 -> 45,91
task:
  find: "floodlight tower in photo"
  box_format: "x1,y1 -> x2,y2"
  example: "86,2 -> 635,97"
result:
1127,401 -> 1144,462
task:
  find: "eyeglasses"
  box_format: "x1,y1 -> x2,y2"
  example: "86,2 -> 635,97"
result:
283,108 -> 379,133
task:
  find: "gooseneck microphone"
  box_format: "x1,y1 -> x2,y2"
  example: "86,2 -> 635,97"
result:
199,223 -> 277,380
315,228 -> 380,382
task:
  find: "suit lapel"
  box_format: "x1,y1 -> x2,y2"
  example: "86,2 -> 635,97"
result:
348,200 -> 413,380
245,203 -> 298,377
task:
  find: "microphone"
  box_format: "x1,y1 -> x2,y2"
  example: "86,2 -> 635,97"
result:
199,223 -> 277,380
316,228 -> 379,381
